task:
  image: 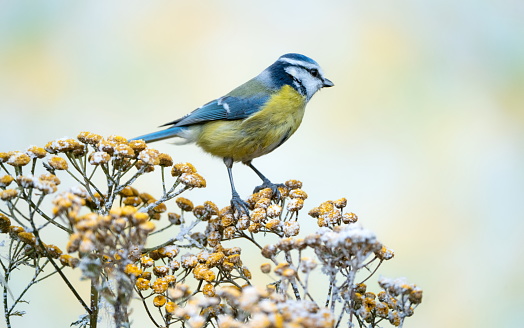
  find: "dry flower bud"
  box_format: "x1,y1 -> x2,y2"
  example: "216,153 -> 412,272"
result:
0,175 -> 14,188
179,172 -> 206,188
285,179 -> 302,190
135,278 -> 150,291
342,212 -> 358,224
77,132 -> 103,145
0,213 -> 11,233
171,162 -> 197,176
176,197 -> 194,211
7,152 -> 31,167
138,148 -> 160,165
89,151 -> 111,165
203,283 -> 216,297
113,144 -> 135,158
157,153 -> 173,167
168,212 -> 183,225
376,246 -> 395,260
286,198 -> 304,212
26,146 -> 47,159
128,140 -> 147,153
260,263 -> 271,274
289,189 -> 308,200
153,295 -> 167,307
0,189 -> 19,201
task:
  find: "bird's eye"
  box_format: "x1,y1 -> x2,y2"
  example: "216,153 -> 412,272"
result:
310,68 -> 319,77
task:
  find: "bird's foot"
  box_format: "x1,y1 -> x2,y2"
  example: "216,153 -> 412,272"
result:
253,180 -> 286,200
230,192 -> 250,217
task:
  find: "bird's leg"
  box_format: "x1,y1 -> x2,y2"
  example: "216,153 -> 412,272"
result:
224,157 -> 250,216
245,161 -> 286,198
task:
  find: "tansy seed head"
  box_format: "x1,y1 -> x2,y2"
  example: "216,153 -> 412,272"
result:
48,156 -> 68,170
77,132 -> 103,145
0,175 -> 14,188
157,153 -> 173,167
171,162 -> 197,176
176,197 -> 194,212
0,189 -> 19,201
7,152 -> 31,167
26,146 -> 47,159
128,140 -> 147,153
285,179 -> 302,190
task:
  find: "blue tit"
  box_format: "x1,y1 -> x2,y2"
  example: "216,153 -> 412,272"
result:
132,53 -> 333,214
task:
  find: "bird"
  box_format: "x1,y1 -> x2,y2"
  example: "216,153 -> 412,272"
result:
132,53 -> 333,215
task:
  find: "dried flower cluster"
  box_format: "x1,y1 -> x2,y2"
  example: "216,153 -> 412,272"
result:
1,132 -> 422,328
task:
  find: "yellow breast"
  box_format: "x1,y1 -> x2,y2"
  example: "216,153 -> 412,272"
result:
196,85 -> 307,162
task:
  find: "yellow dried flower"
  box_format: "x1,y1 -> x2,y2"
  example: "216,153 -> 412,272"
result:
18,232 -> 36,245
0,175 -> 14,188
342,212 -> 358,224
89,151 -> 111,165
45,244 -> 63,258
113,144 -> 135,158
179,173 -> 206,188
223,226 -> 236,239
289,189 -> 308,200
48,156 -> 68,170
0,152 -> 11,163
265,219 -> 281,230
165,301 -> 177,313
40,173 -> 61,185
123,197 -> 142,206
0,213 -> 11,233
59,254 -> 79,268
135,277 -> 150,291
286,198 -> 304,212
409,289 -> 423,304
124,264 -> 142,277
7,152 -> 31,167
26,146 -> 47,159
120,186 -> 139,197
202,283 -> 216,297
242,266 -> 252,279
206,252 -> 225,267
171,162 -> 197,176
176,197 -> 194,211
77,132 -> 103,145
127,140 -> 147,153
140,255 -> 154,267
260,263 -> 271,274
221,214 -> 235,227
202,269 -> 216,282
266,204 -> 282,218
285,179 -> 302,190
153,266 -> 169,277
107,135 -> 127,144
138,148 -> 160,165
389,312 -> 401,326
376,246 -> 395,260
157,153 -> 173,167
139,221 -> 155,233
151,279 -> 169,294
167,212 -> 183,225
250,208 -> 266,222
153,295 -> 167,307
0,189 -> 19,201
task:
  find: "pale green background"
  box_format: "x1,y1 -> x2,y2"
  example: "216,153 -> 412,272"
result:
1,1 -> 523,327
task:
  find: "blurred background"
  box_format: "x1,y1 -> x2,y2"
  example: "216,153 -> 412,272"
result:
1,1 -> 523,327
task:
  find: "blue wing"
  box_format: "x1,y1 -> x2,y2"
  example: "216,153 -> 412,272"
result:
160,94 -> 270,127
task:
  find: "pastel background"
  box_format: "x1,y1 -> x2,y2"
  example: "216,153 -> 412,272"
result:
1,1 -> 523,327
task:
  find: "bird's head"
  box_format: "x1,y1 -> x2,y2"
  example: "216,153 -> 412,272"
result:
261,53 -> 333,101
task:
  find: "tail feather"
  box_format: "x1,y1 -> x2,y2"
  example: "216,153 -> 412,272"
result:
130,126 -> 184,143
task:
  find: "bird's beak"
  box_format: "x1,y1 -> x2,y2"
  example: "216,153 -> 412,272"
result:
322,78 -> 334,88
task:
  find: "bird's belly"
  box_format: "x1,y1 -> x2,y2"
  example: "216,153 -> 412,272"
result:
196,87 -> 306,162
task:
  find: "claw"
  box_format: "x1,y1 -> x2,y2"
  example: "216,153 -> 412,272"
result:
253,181 -> 286,200
230,192 -> 250,217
